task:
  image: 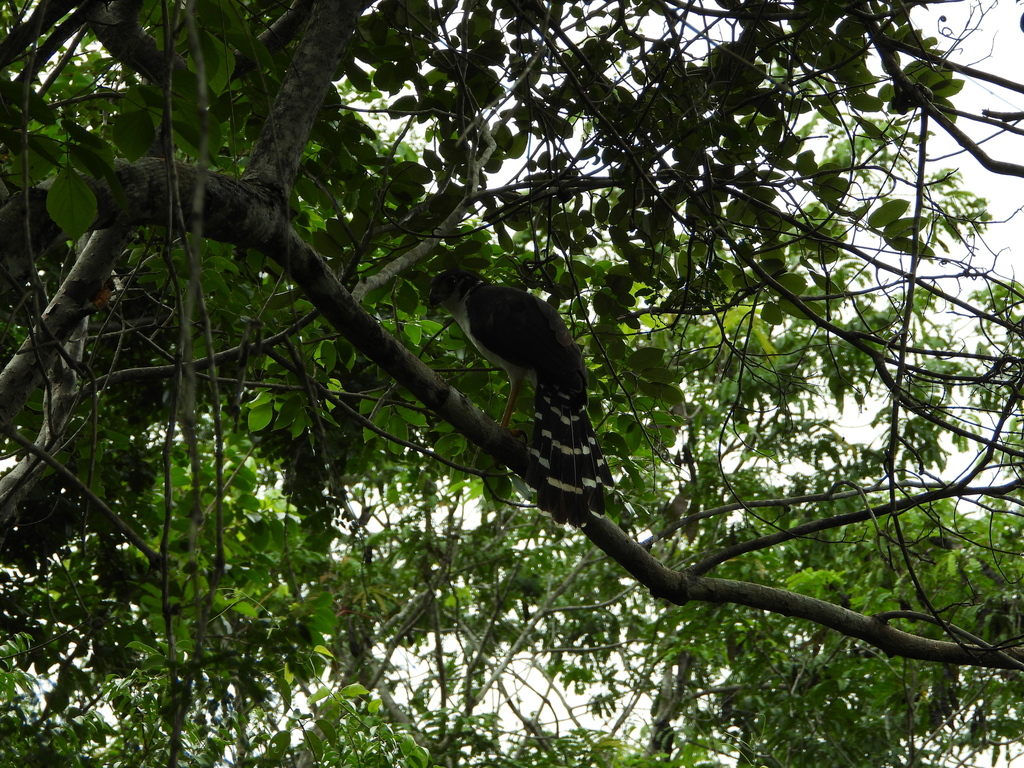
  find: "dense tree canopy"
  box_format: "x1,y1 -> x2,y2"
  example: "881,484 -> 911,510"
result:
3,0 -> 1024,765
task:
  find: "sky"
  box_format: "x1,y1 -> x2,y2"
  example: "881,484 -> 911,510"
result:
912,0 -> 1024,279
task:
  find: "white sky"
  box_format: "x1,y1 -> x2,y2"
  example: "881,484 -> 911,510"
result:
913,1 -> 1024,277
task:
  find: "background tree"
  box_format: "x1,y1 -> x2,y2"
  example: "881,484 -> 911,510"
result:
2,0 -> 1024,766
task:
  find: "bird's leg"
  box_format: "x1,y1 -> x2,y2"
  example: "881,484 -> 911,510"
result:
500,379 -> 522,429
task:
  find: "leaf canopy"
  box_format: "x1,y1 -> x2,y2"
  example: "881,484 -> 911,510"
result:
2,0 -> 1024,766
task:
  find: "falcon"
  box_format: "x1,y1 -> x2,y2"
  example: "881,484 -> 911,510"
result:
429,268 -> 613,527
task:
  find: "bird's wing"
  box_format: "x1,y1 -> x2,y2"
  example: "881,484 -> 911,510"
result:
467,285 -> 587,394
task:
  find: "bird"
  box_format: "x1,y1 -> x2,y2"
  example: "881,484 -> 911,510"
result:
428,268 -> 613,527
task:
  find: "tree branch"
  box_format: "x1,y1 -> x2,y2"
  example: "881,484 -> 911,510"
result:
231,0 -> 316,79
582,515 -> 1024,670
0,420 -> 161,567
86,0 -> 187,83
0,224 -> 131,426
243,0 -> 374,194
0,158 -> 285,293
247,222 -> 1024,671
0,314 -> 86,532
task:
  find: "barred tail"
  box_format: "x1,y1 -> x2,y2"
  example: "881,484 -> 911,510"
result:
525,382 -> 613,527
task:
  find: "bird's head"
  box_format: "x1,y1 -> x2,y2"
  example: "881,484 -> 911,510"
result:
429,269 -> 486,310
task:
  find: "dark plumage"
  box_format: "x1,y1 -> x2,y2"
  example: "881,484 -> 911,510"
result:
429,269 -> 613,526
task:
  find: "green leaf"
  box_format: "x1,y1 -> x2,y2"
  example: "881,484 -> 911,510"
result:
641,366 -> 676,384
198,29 -> 230,95
390,94 -> 419,113
112,110 -> 157,162
316,341 -> 338,373
276,394 -> 303,432
247,401 -> 274,432
308,687 -> 331,705
27,134 -> 64,166
68,142 -> 113,179
777,297 -> 806,318
868,199 -> 911,229
46,167 -> 97,240
638,380 -> 684,405
776,272 -> 808,295
304,730 -> 324,761
65,135 -> 129,213
761,302 -> 783,325
230,600 -> 259,617
341,683 -> 370,697
344,60 -> 373,92
316,718 -> 337,747
0,79 -> 56,125
402,740 -> 430,768
627,347 -> 666,370
849,92 -> 884,112
266,730 -> 291,760
313,644 -> 335,659
794,150 -> 817,175
63,121 -> 111,155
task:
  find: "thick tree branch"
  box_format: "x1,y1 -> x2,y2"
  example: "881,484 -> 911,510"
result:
687,479 -> 1024,576
243,0 -> 373,194
0,224 -> 131,427
0,158 -> 287,291
0,158 -> 295,446
0,0 -> 83,70
4,134 -> 1020,673
267,227 -> 530,476
232,0 -> 317,79
0,313 -> 86,532
239,224 -> 1024,671
254,236 -> 1024,670
86,0 -> 187,82
2,0 -> 1020,675
581,515 -> 1024,670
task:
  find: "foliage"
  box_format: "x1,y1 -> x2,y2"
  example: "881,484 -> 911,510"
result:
2,0 -> 1024,766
